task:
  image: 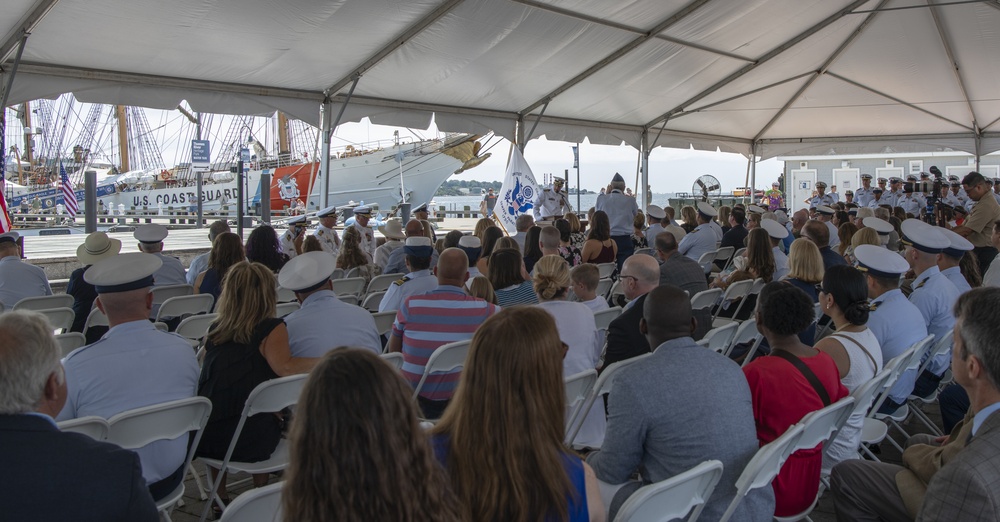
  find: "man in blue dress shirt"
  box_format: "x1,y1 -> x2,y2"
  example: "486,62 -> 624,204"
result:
677,201 -> 718,263
379,237 -> 439,313
596,173 -> 639,271
0,232 -> 52,310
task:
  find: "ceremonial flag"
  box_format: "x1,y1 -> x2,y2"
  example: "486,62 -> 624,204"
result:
495,146 -> 539,235
0,163 -> 10,234
60,162 -> 79,218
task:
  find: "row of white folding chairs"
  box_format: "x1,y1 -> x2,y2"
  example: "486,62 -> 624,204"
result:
694,246 -> 737,276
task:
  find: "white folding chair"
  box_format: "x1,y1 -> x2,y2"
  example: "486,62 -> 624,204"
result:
597,263 -> 616,279
83,307 -> 109,333
275,286 -> 297,303
199,375 -> 308,522
595,278 -> 614,299
372,310 -> 397,339
155,294 -> 214,323
593,306 -> 622,331
57,416 -> 110,441
634,247 -> 654,257
906,329 -> 955,436
412,340 -> 471,403
714,246 -> 736,268
330,268 -> 345,280
151,284 -> 194,305
366,273 -> 404,295
696,250 -> 718,274
36,307 -> 75,334
13,293 -> 74,311
566,354 -> 652,444
718,423 -> 806,522
722,247 -> 747,273
613,460 -> 725,522
729,278 -> 764,322
870,335 -> 935,453
107,396 -> 213,518
727,318 -> 763,363
696,322 -> 739,354
564,369 -> 599,444
850,367 -> 897,461
275,302 -> 300,318
689,288 -> 722,313
711,279 -> 754,328
218,481 -> 283,522
381,352 -> 404,371
362,291 -> 386,312
55,332 -> 87,357
608,280 -> 626,304
345,266 -> 361,279
331,277 -> 366,297
176,313 -> 219,349
339,294 -> 360,306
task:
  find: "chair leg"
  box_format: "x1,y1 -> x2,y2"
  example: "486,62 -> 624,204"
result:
188,463 -> 208,501
860,443 -> 881,462
908,403 -> 944,436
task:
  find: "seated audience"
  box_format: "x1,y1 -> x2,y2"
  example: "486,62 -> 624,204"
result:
719,207 -> 749,254
467,275 -> 497,305
473,217 -> 495,240
837,222 -> 859,258
581,210 -> 618,265
337,226 -> 383,286
938,228 -> 974,293
588,285 -> 774,521
375,218 -> 406,270
570,263 -> 608,312
379,237 -> 439,313
743,282 -> 849,517
630,212 -> 648,250
565,212 -> 587,249
245,225 -> 288,273
604,255 -> 660,367
431,307 -> 605,521
654,231 -> 710,340
981,221 -> 1000,287
187,220 -> 231,285
680,205 -> 698,233
68,231 -> 121,334
0,232 -> 52,310
801,219 -> 848,270
488,248 -> 538,307
522,226 -> 544,273
193,232 -> 244,304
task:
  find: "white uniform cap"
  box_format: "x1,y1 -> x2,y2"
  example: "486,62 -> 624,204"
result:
84,252 -> 162,293
277,251 -> 336,292
696,201 -> 718,217
900,219 -> 950,254
404,236 -> 435,257
77,232 -> 122,265
761,218 -> 789,239
815,205 -> 835,216
748,205 -> 766,214
458,235 -> 481,248
287,215 -> 308,226
645,205 -> 666,220
133,224 -> 168,243
353,205 -> 372,215
855,244 -> 909,278
0,231 -> 20,244
939,227 -> 974,258
316,205 -> 338,218
774,210 -> 789,225
862,217 -> 893,236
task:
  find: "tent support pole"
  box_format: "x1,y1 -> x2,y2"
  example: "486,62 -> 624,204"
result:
640,130 -> 650,209
750,142 -> 758,204
516,116 -> 525,153
320,75 -> 359,210
524,100 -> 548,145
0,32 -> 28,113
975,133 -> 982,170
0,32 -> 28,208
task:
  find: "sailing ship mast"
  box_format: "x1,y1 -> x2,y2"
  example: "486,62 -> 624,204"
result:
277,112 -> 290,158
115,105 -> 130,173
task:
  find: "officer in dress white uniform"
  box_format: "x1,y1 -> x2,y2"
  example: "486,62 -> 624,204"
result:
133,224 -> 186,286
278,251 -> 381,357
897,185 -> 923,216
943,181 -> 967,208
374,218 -> 406,270
458,235 -> 483,287
886,178 -> 905,207
938,227 -> 974,293
534,177 -> 572,222
280,215 -> 309,260
815,205 -> 840,249
866,188 -> 888,209
347,205 -> 377,262
0,232 -> 52,310
855,174 -> 875,207
862,216 -> 894,248
378,237 -> 439,313
312,205 -> 342,259
412,203 -> 437,242
57,253 -> 199,492
644,205 -> 666,247
677,201 -> 718,262
807,181 -> 835,209
761,219 -> 790,280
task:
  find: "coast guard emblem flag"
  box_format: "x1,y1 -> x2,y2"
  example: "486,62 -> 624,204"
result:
496,147 -> 538,235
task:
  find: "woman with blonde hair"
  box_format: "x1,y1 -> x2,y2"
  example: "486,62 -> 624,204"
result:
845,227 -> 879,265
474,217 -> 496,240
786,238 -> 824,301
337,226 -> 382,285
532,255 -> 604,448
631,212 -> 648,250
467,275 -> 497,305
680,205 -> 698,233
718,205 -> 732,233
431,307 -> 605,522
196,262 -> 318,514
283,348 -> 461,522
564,212 -> 587,249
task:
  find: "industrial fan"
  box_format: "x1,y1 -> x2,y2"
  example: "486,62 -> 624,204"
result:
692,175 -> 722,202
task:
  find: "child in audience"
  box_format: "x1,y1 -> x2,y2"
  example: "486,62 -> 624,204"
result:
571,263 -> 609,312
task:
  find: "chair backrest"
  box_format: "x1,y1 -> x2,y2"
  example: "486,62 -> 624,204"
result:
13,293 -> 75,311
696,250 -> 718,273
275,286 -> 297,303
372,310 -> 397,338
595,278 -> 613,299
175,313 -> 219,347
367,273 -> 405,295
362,291 -> 386,312
152,321 -> 169,332
37,307 -> 75,333
83,308 -> 109,331
722,247 -> 747,273
712,279 -> 755,322
566,354 -> 651,443
609,280 -> 626,302
698,322 -> 739,354
155,294 -> 214,322
345,266 -> 360,279
848,368 -> 894,425
275,302 -> 300,318
330,268 -> 345,280
690,288 -> 723,312
729,318 -> 763,360
597,263 -> 616,279
793,396 -> 855,453
107,396 -> 213,449
593,306 -> 622,331
57,416 -> 110,441
715,246 -> 736,264
55,332 -> 87,357
634,247 -> 654,257
868,335 -> 934,414
219,481 -> 283,522
331,277 -> 366,297
339,294 -> 360,306
614,460 -> 725,522
718,423 -> 806,522
243,374 -> 309,418
917,328 -> 955,375
412,340 -> 472,400
381,352 -> 404,371
564,369 -> 598,443
150,284 -> 193,305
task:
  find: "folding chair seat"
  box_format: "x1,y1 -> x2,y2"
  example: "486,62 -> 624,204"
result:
218,481 -> 283,522
690,288 -> 723,314
728,319 -> 763,364
55,332 -> 87,357
713,246 -> 736,270
57,416 -> 110,441
595,278 -> 613,299
608,280 -> 626,305
331,277 -> 366,297
275,302 -> 300,318
155,294 -> 214,323
596,263 -> 616,279
729,278 -> 764,321
566,354 -> 651,445
37,307 -> 75,334
13,294 -> 74,311
711,279 -> 754,328
613,460 -> 724,522
362,291 -> 386,312
718,423 -> 806,522
847,367 -> 896,461
564,370 -> 598,442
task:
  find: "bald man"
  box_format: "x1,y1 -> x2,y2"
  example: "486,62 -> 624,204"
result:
603,255 -> 661,368
384,219 -> 439,275
588,285 -> 773,521
802,220 -> 847,271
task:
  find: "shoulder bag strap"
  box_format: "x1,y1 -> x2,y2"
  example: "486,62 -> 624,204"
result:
829,333 -> 878,373
770,350 -> 832,406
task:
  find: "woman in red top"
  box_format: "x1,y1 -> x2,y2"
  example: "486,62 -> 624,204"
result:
744,281 -> 849,517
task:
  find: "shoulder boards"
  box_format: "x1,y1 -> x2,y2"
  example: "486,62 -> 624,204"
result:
393,276 -> 410,286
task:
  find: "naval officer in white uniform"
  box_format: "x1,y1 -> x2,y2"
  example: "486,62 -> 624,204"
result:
347,205 -> 377,261
278,251 -> 381,357
761,218 -> 790,280
677,201 -> 719,262
312,205 -> 342,259
57,253 -> 199,500
854,174 -> 875,207
534,177 -> 571,222
378,237 -> 439,313
134,224 -> 186,287
815,205 -> 840,249
0,232 -> 52,310
280,215 -> 308,260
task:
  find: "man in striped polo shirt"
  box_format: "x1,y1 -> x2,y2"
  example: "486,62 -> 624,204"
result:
387,248 -> 500,419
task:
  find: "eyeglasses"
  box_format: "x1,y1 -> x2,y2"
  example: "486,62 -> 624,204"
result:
619,275 -> 639,284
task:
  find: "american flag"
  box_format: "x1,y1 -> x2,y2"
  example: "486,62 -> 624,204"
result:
60,162 -> 79,218
0,161 -> 10,234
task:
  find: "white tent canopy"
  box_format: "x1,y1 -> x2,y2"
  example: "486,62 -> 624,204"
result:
4,0 -> 1000,160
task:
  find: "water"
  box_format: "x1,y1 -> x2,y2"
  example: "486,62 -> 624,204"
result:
431,193 -> 677,213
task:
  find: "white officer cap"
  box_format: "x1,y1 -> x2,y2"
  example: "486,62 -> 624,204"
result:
84,252 -> 162,293
403,236 -> 434,258
855,244 -> 909,279
77,232 -> 122,265
133,224 -> 168,244
939,227 -> 974,259
696,201 -> 717,218
815,205 -> 835,216
0,231 -> 20,244
761,218 -> 789,239
277,251 -> 336,293
900,219 -> 950,254
748,204 -> 766,214
774,210 -> 789,225
645,205 -> 666,220
862,217 -> 893,236
458,235 -> 482,261
287,215 -> 308,226
316,205 -> 338,218
353,205 -> 372,215
861,173 -> 873,180
815,181 -> 828,189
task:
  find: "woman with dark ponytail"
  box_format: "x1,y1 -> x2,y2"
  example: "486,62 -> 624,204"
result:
815,264 -> 883,474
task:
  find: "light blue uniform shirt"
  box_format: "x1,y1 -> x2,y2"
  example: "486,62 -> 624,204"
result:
595,191 -> 639,236
866,197 -> 888,208
644,223 -> 665,247
383,247 -> 438,277
677,223 -> 716,262
185,252 -> 209,285
868,289 -> 929,404
808,194 -> 834,208
825,220 -> 840,249
941,266 -> 971,294
285,289 -> 381,357
886,189 -> 904,207
378,269 -> 438,313
909,266 -> 960,376
897,195 -> 923,216
707,221 -> 724,242
0,255 -> 52,310
152,253 -> 188,286
57,320 -> 199,484
855,187 -> 875,207
773,246 -> 789,280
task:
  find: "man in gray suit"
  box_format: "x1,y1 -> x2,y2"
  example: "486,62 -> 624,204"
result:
654,231 -> 710,340
587,285 -> 774,521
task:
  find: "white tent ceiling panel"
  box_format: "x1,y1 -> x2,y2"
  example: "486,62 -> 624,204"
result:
434,111 -> 517,138
534,0 -> 696,30
671,76 -> 813,138
532,120 -> 641,148
758,136 -> 980,159
937,3 -> 1000,109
